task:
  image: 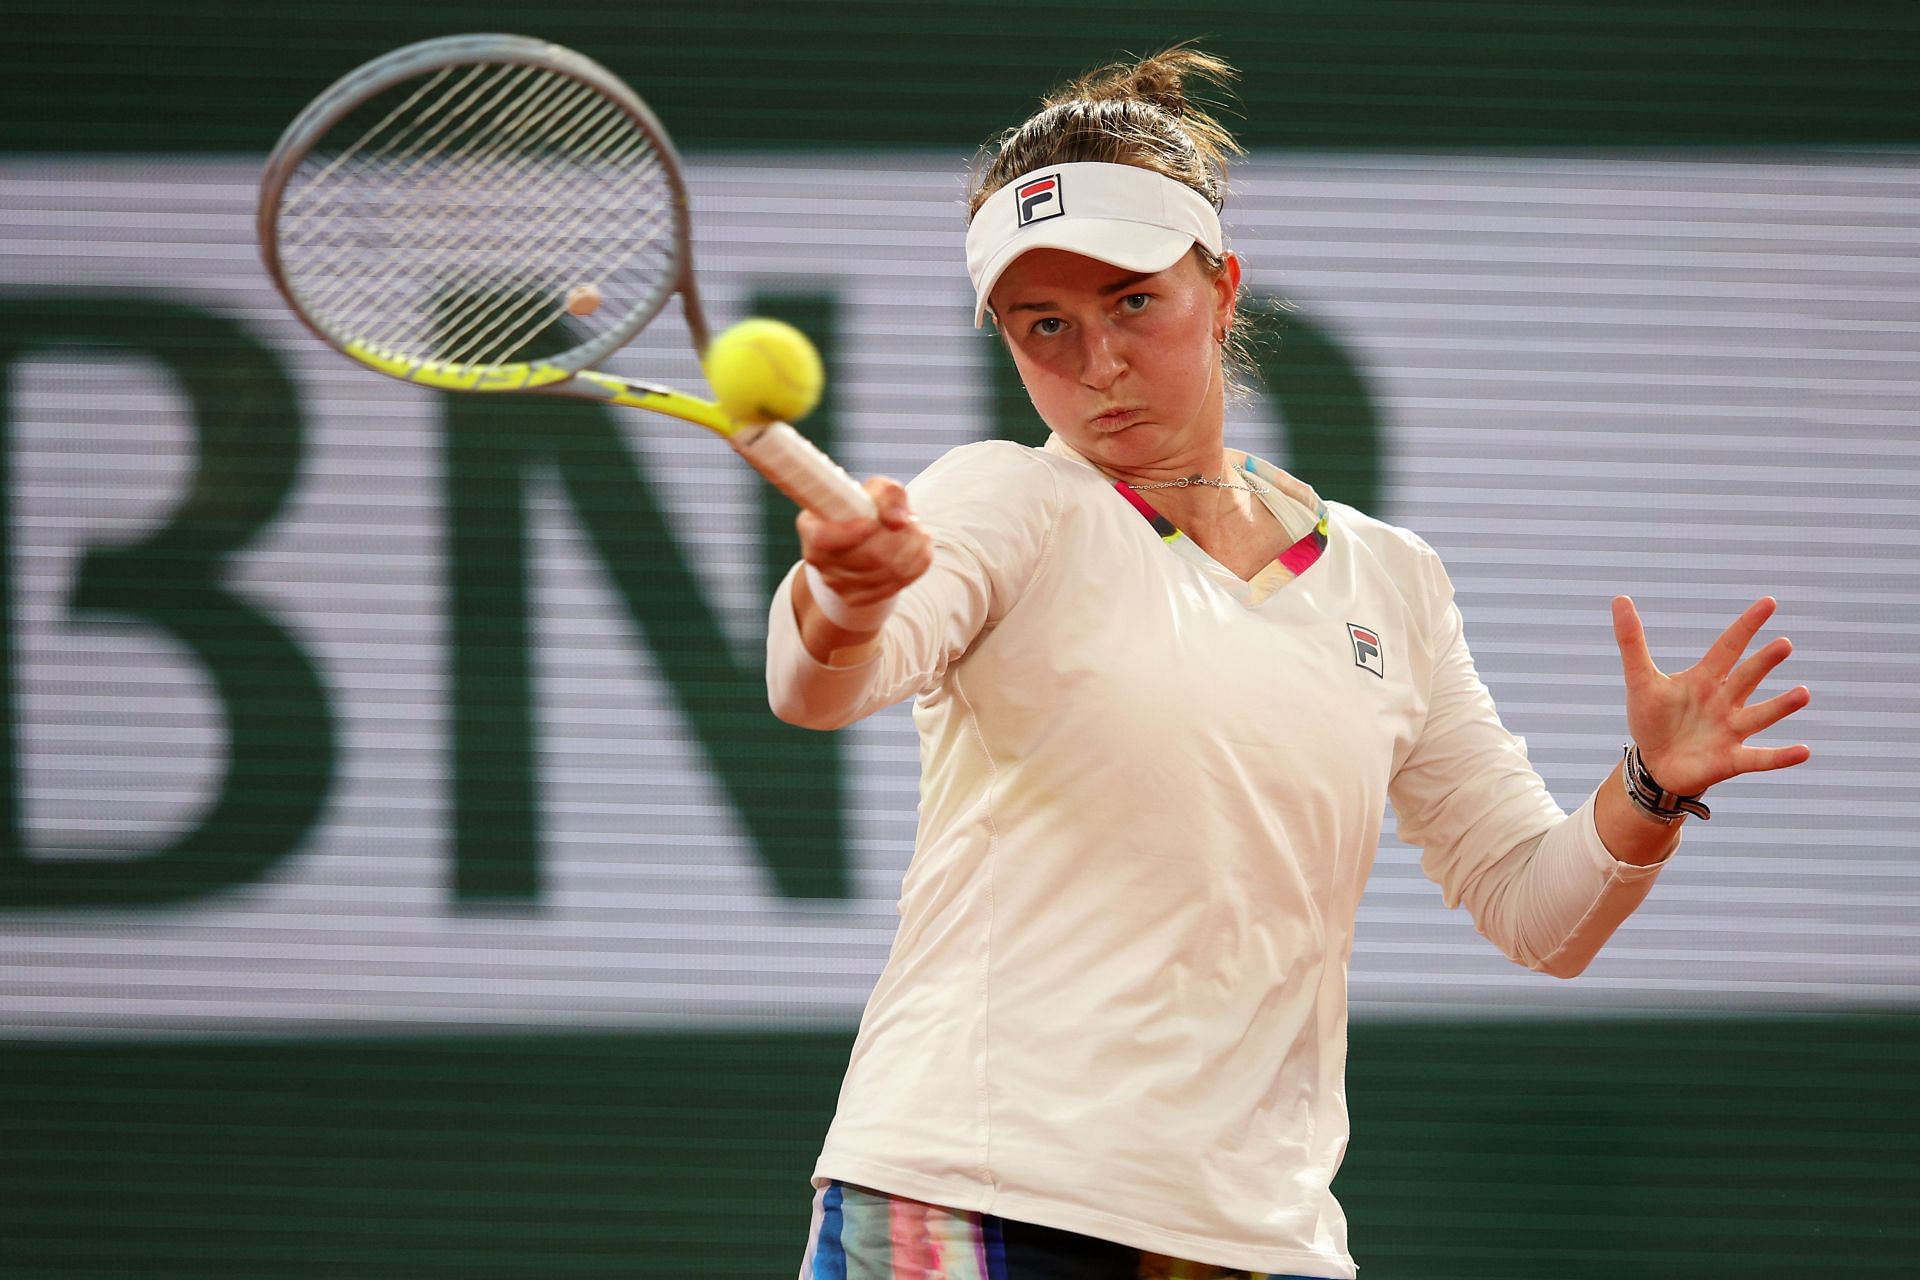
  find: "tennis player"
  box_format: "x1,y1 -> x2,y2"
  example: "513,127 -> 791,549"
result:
768,47 -> 1812,1280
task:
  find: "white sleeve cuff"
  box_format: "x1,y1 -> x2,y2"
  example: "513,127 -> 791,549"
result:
766,562 -> 885,730
1527,786 -> 1675,978
803,562 -> 898,632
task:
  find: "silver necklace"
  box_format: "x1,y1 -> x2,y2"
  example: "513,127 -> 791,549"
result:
1131,472 -> 1271,495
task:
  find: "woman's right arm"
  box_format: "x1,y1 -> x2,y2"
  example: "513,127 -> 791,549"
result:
766,443 -> 1060,731
791,476 -> 933,668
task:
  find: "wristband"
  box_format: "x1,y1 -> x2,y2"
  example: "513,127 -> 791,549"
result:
804,562 -> 896,633
1622,743 -> 1711,823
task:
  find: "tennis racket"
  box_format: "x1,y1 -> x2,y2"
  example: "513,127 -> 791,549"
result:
257,32 -> 874,520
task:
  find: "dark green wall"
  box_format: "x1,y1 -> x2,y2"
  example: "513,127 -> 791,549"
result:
4,1016 -> 1915,1277
10,0 -> 1919,152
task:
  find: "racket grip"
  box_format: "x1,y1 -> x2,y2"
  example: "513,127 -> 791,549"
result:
730,423 -> 876,521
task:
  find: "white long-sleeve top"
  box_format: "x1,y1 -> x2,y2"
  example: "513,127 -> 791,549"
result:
768,435 -> 1673,1278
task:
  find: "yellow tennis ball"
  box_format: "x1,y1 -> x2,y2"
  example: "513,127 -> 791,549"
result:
702,318 -> 824,425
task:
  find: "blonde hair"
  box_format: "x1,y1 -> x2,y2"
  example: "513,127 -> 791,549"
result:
966,45 -> 1243,218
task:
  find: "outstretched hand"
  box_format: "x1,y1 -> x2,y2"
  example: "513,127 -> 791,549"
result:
1612,595 -> 1812,799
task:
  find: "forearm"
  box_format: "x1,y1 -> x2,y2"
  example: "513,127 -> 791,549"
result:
1592,757 -> 1686,866
1457,778 -> 1678,978
766,560 -> 968,731
792,568 -> 883,668
765,565 -> 891,730
768,443 -> 1055,729
1498,759 -> 1683,975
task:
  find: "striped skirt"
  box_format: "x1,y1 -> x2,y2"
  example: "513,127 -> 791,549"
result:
799,1182 -> 1330,1280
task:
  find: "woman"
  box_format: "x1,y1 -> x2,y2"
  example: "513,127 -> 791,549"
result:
769,48 -> 1811,1280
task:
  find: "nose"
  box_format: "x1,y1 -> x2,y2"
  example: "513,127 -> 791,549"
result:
1079,323 -> 1126,390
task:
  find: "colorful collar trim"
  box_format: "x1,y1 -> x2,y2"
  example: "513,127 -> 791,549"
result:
1113,453 -> 1330,581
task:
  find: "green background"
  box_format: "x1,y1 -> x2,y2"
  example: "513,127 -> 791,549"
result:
12,0 -> 1920,153
6,1018 -> 1916,1277
5,2 -> 1918,1275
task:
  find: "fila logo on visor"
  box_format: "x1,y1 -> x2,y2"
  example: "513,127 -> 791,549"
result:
1015,173 -> 1065,226
1348,624 -> 1385,679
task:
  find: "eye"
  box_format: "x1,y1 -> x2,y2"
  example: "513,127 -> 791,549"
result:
1119,293 -> 1152,313
1030,316 -> 1066,337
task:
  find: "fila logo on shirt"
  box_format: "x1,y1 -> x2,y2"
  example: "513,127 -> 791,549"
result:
1016,173 -> 1065,226
1347,623 -> 1385,678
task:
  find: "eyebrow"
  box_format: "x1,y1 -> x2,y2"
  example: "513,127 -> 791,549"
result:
1000,271 -> 1158,314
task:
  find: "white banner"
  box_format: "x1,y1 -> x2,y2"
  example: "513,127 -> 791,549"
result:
1,152 -> 1915,1035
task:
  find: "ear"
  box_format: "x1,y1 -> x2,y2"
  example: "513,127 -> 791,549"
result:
1212,252 -> 1243,334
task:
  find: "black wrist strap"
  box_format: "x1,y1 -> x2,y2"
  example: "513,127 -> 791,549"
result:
1622,743 -> 1711,823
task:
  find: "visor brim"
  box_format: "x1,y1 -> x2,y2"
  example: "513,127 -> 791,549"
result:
972,220 -> 1199,329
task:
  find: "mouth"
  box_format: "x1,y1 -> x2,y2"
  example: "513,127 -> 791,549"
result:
1089,406 -> 1146,431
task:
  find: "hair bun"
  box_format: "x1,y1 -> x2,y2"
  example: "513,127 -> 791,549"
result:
1064,45 -> 1234,121
967,42 -> 1243,218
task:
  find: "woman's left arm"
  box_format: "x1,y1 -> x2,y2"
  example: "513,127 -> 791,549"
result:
1597,595 -> 1813,866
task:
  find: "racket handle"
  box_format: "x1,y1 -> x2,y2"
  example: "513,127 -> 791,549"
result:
730,423 -> 877,521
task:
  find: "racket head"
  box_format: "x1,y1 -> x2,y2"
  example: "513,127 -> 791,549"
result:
258,33 -> 709,393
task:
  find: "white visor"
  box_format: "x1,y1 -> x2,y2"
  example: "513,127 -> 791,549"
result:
965,161 -> 1224,328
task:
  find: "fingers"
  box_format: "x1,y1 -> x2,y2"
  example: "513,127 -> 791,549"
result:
798,477 -> 915,549
1733,683 -> 1812,737
1715,605 -> 1808,743
1611,596 -> 1661,687
1618,594 -> 1815,790
1732,742 -> 1813,774
1623,594 -> 1801,701
1725,633 -> 1794,704
1701,596 -> 1778,680
865,475 -> 914,530
795,474 -> 931,604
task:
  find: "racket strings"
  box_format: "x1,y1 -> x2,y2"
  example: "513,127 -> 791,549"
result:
280,63 -> 556,328
422,83 -> 672,366
284,61 -> 533,276
399,90 -> 664,366
429,145 -> 667,368
300,71 -> 608,343
419,111 -> 659,367
277,60 -> 677,369
292,68 -> 579,304
278,63 -> 468,220
287,64 -> 570,322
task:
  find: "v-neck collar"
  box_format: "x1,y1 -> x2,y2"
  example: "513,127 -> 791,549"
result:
1043,434 -> 1331,604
